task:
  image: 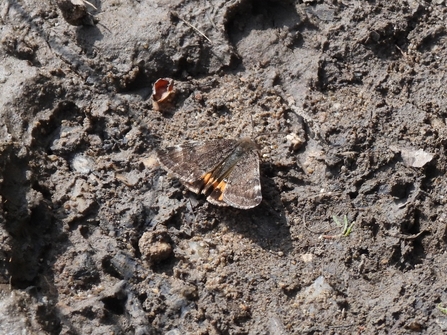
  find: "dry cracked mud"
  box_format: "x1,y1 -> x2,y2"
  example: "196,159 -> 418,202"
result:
1,0 -> 447,334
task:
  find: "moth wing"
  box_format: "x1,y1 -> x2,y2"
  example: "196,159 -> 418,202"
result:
207,150 -> 262,209
157,139 -> 238,193
206,188 -> 229,207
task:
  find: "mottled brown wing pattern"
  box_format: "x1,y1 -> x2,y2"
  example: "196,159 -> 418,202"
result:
207,150 -> 261,209
158,138 -> 262,209
157,139 -> 238,193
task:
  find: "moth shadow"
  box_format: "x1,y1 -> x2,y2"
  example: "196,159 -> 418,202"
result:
211,173 -> 292,255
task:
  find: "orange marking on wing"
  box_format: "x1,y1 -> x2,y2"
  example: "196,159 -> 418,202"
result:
202,172 -> 218,193
215,180 -> 227,201
205,177 -> 216,188
202,172 -> 213,184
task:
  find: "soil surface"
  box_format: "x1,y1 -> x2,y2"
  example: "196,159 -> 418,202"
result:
1,0 -> 447,334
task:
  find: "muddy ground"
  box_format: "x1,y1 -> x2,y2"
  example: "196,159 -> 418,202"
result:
1,0 -> 447,334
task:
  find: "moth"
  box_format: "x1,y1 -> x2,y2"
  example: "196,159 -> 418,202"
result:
157,138 -> 262,209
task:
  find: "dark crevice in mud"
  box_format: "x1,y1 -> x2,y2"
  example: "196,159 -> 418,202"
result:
85,115 -> 108,145
389,180 -> 415,200
119,64 -> 150,93
348,189 -> 359,200
403,239 -> 426,269
102,252 -> 139,280
106,64 -> 154,94
35,301 -> 62,334
368,218 -> 380,238
164,209 -> 187,232
101,295 -> 127,315
102,255 -> 124,280
151,255 -> 177,276
422,163 -> 441,183
0,151 -> 54,288
406,209 -> 422,236
31,177 -> 53,200
389,209 -> 427,270
226,0 -> 301,39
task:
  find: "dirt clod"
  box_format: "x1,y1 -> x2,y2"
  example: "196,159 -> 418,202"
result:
139,231 -> 173,264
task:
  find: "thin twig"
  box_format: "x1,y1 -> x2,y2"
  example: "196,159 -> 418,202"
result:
386,230 -> 429,240
82,0 -> 97,10
171,11 -> 212,44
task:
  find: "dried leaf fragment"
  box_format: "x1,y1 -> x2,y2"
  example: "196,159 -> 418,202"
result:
152,78 -> 175,111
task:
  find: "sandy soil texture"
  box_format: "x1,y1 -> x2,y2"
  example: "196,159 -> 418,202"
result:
1,0 -> 447,334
